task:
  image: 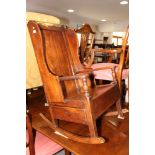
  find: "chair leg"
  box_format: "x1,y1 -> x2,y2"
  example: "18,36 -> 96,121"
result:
116,99 -> 124,119
26,114 -> 35,155
125,77 -> 129,104
121,80 -> 125,103
65,149 -> 72,155
40,113 -> 105,144
85,101 -> 99,137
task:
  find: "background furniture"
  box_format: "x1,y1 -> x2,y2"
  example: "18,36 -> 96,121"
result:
93,48 -> 122,63
75,23 -> 119,64
75,23 -> 95,67
28,21 -> 124,144
26,131 -> 63,155
91,26 -> 129,103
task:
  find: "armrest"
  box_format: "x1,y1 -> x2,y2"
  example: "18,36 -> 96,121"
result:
59,74 -> 88,81
59,74 -> 90,97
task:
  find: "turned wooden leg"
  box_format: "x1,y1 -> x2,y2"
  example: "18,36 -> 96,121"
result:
65,149 -> 72,155
116,99 -> 124,119
26,114 -> 35,155
125,76 -> 129,104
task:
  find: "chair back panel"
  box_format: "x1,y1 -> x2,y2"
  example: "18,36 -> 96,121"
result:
42,29 -> 73,76
28,21 -> 79,103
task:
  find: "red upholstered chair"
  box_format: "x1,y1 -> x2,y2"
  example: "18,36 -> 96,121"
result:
26,131 -> 62,155
91,26 -> 129,103
26,107 -> 62,155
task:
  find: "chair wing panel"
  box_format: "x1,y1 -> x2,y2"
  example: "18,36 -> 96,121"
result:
27,21 -> 65,103
65,29 -> 84,72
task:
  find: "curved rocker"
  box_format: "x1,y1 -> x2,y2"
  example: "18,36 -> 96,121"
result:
40,113 -> 105,144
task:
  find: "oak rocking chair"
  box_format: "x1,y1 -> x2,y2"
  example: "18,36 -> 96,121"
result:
28,21 -> 123,144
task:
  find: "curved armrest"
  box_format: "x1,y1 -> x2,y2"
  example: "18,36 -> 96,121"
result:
59,74 -> 88,81
59,74 -> 90,97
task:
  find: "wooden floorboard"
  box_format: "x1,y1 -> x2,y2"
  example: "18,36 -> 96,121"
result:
27,87 -> 129,155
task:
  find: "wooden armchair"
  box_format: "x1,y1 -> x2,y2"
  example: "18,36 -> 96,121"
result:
27,21 -> 123,144
91,26 -> 129,102
75,24 -> 95,67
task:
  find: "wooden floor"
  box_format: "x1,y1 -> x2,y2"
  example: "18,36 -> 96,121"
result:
27,87 -> 129,155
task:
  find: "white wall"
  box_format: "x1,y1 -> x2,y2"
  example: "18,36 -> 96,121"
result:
59,18 -> 98,32
95,32 -> 113,44
59,18 -> 128,44
97,20 -> 129,32
95,20 -> 129,44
